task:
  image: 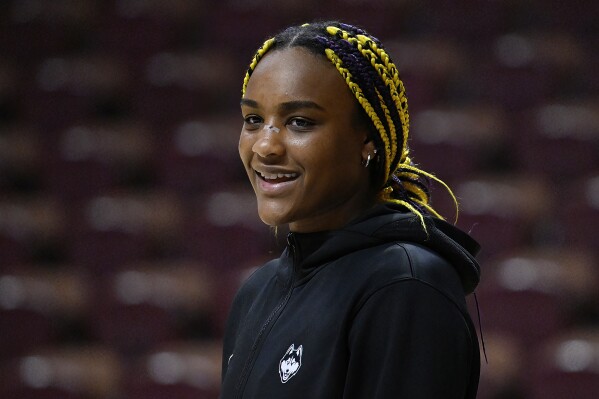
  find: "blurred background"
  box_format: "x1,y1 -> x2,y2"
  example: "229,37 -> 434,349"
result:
0,0 -> 598,398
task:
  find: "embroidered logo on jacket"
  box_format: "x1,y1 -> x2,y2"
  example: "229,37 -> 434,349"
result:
279,344 -> 303,383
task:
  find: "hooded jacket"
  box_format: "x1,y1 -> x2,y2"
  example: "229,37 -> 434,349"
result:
220,205 -> 481,399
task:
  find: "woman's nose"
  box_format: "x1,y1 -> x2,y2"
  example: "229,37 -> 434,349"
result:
252,126 -> 284,158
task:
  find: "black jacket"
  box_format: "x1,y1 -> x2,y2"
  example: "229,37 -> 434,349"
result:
220,205 -> 481,399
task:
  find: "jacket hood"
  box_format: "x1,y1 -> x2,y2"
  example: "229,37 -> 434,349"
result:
287,205 -> 481,294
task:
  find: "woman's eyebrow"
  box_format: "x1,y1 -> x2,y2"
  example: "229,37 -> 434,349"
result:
240,99 -> 325,113
240,98 -> 259,108
278,100 -> 325,113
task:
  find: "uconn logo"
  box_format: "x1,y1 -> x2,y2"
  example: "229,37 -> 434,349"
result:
279,344 -> 303,383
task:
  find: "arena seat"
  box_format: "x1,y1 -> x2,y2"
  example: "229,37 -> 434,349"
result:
155,116 -> 244,195
557,173 -> 599,255
87,260 -> 218,354
475,247 -> 597,348
0,345 -> 121,399
42,119 -> 156,202
0,196 -> 67,264
67,190 -> 184,273
0,125 -> 44,194
514,100 -> 599,182
383,37 -> 470,108
182,187 -> 274,269
476,331 -> 525,399
527,328 -> 599,399
122,340 -> 221,399
448,175 -> 553,259
0,268 -> 88,358
410,105 -> 508,180
133,49 -> 239,126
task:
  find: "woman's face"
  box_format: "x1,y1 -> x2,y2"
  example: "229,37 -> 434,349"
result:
239,47 -> 375,232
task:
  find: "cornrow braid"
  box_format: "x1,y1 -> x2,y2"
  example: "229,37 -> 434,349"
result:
241,21 -> 458,230
319,36 -> 395,178
242,37 -> 275,95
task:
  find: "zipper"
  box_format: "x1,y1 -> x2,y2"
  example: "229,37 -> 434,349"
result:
233,232 -> 298,398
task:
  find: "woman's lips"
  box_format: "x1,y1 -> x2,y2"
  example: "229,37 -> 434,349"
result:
254,170 -> 299,193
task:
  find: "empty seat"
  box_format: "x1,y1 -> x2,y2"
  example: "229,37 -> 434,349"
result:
0,196 -> 67,264
88,260 -> 217,353
449,175 -> 553,259
527,328 -> 599,399
514,100 -> 599,181
476,332 -> 525,399
134,49 -> 239,124
0,268 -> 88,357
0,345 -> 121,399
183,187 -> 274,269
0,0 -> 100,62
410,105 -> 508,180
476,31 -> 587,110
0,308 -> 55,359
381,37 -> 470,107
475,247 -> 597,348
156,116 -> 245,194
557,174 -> 599,254
24,53 -> 131,131
123,340 -> 221,399
43,119 -> 156,201
67,190 -> 184,273
0,125 -> 44,193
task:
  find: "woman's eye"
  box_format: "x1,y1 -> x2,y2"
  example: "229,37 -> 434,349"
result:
243,115 -> 263,128
288,118 -> 314,130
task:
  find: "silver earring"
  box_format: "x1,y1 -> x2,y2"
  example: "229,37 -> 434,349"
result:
364,154 -> 371,168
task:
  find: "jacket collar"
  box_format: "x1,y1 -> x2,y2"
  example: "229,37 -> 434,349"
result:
278,204 -> 481,294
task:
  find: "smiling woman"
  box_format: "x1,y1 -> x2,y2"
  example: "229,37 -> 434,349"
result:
221,21 -> 482,399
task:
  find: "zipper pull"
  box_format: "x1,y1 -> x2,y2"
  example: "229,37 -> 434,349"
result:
286,231 -> 295,248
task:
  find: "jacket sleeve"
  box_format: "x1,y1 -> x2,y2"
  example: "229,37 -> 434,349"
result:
344,279 -> 477,399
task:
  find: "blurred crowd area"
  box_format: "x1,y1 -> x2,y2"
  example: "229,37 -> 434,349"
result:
0,0 -> 598,398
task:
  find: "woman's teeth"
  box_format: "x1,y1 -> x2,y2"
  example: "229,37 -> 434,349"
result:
259,172 -> 298,180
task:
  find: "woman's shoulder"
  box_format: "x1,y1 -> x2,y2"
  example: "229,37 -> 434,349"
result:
345,241 -> 466,306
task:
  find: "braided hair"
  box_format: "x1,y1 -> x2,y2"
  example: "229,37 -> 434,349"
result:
241,21 -> 457,229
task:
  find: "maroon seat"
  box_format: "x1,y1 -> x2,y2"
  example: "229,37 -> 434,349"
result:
122,340 -> 221,399
87,260 -> 220,353
558,174 -> 599,254
513,101 -> 599,181
0,308 -> 55,358
527,329 -> 599,399
475,246 -> 598,351
155,117 -> 244,195
89,301 -> 177,355
66,190 -> 184,273
0,267 -> 89,357
0,345 -> 122,399
451,176 -> 553,259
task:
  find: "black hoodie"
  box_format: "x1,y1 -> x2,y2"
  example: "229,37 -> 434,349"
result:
220,205 -> 481,399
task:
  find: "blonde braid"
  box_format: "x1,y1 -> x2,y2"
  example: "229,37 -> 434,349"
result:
324,48 -> 392,179
242,38 -> 275,95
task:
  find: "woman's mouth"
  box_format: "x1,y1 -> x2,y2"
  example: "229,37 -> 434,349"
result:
256,170 -> 299,184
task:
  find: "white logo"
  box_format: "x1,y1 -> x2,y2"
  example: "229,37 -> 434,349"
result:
279,344 -> 303,383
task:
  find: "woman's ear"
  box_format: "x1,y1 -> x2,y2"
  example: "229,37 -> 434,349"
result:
361,139 -> 376,161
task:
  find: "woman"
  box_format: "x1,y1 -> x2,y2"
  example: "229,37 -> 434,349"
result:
220,21 -> 481,399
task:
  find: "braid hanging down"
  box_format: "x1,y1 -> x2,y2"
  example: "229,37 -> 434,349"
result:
241,21 -> 458,230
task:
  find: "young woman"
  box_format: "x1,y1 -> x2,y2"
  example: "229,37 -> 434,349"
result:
220,21 -> 481,399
